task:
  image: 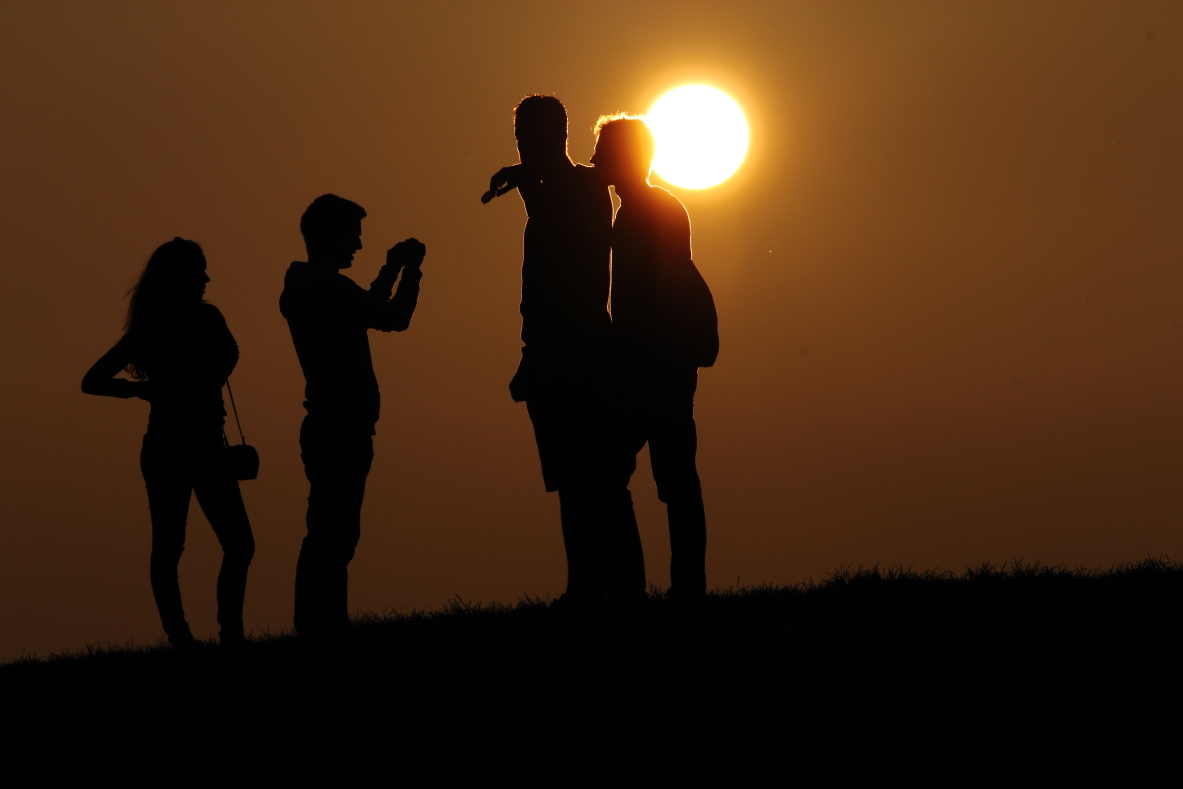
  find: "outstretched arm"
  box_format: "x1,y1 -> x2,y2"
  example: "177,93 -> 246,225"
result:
482,164 -> 526,204
81,337 -> 150,400
366,238 -> 426,332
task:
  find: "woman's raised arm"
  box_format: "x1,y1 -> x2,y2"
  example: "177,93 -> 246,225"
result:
81,337 -> 149,399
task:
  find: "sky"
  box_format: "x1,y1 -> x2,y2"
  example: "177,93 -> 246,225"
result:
1,1 -> 1180,660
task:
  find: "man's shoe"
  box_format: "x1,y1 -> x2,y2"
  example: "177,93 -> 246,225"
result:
550,592 -> 604,614
167,630 -> 197,650
605,589 -> 648,611
667,587 -> 707,610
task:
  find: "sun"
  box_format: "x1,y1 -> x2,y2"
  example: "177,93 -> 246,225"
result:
646,85 -> 749,189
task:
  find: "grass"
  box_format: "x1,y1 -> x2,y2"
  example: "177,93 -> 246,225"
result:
4,559 -> 1181,769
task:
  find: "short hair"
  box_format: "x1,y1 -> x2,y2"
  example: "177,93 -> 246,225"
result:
514,94 -> 567,139
300,194 -> 367,249
593,114 -> 656,167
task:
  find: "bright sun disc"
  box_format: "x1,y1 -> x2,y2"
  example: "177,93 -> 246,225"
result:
647,85 -> 749,189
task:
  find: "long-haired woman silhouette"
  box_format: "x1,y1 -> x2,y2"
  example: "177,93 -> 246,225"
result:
82,238 -> 255,648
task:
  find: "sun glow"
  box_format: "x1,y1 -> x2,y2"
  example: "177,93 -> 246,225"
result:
646,85 -> 749,189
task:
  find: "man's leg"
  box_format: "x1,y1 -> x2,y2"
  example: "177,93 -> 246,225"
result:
565,350 -> 647,603
601,364 -> 647,602
528,389 -> 602,600
648,368 -> 707,599
556,485 -> 604,599
603,487 -> 647,602
295,419 -> 374,637
527,345 -> 646,603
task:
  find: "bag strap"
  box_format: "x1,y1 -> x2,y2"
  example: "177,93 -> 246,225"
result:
225,378 -> 246,446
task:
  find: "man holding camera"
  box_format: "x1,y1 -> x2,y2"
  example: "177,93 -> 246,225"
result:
280,193 -> 426,638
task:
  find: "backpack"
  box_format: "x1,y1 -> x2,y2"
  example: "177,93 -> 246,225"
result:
662,259 -> 719,368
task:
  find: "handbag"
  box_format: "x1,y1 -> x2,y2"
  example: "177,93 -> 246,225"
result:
223,378 -> 260,481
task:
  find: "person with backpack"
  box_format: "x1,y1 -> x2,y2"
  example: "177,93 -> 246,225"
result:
590,115 -> 720,603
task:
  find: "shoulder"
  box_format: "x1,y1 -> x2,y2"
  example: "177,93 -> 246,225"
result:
648,185 -> 688,218
630,186 -> 689,231
198,303 -> 235,337
199,302 -> 228,326
108,332 -> 135,355
283,262 -> 358,294
573,165 -> 609,196
659,187 -> 692,236
283,261 -> 319,288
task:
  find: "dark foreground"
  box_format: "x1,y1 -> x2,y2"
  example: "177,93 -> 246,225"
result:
5,561 -> 1181,773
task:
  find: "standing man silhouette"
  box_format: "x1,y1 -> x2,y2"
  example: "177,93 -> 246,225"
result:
590,116 -> 719,602
280,194 -> 426,638
483,95 -> 645,606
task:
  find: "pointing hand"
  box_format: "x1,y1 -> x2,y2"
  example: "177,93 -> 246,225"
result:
482,165 -> 525,204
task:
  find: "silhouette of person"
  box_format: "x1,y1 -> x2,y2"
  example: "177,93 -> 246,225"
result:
590,116 -> 719,602
484,95 -> 646,605
81,238 -> 255,648
279,194 -> 425,639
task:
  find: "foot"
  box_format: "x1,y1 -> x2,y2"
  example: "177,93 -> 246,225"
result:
605,589 -> 648,610
667,587 -> 707,609
550,591 -> 604,614
168,630 -> 197,650
296,621 -> 350,645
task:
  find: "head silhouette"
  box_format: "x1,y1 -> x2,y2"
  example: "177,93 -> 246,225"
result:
124,237 -> 209,376
514,95 -> 569,166
301,194 -> 367,269
591,114 -> 656,189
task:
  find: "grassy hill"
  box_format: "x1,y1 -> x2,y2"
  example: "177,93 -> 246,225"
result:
4,560 -> 1180,771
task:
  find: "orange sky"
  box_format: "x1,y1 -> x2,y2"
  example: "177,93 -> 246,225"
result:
1,1 -> 1180,659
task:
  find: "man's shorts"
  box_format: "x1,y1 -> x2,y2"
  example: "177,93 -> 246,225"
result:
515,345 -> 616,493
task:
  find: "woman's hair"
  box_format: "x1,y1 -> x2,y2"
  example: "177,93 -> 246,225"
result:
123,237 -> 206,379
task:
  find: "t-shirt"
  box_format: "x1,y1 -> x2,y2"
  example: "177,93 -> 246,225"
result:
611,185 -> 692,351
280,260 -> 421,429
611,185 -> 718,367
518,164 -> 613,349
